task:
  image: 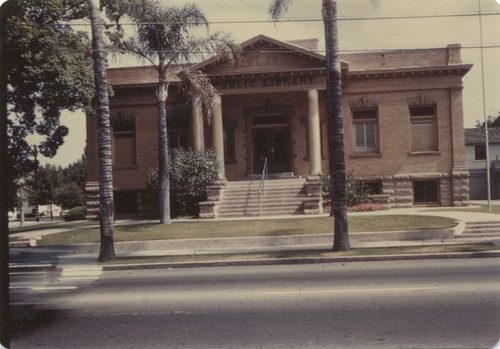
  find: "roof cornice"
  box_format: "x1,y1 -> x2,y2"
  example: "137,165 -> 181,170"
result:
346,64 -> 472,80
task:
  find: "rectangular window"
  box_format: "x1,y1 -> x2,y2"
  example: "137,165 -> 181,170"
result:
414,180 -> 439,203
113,120 -> 136,166
114,191 -> 137,215
474,144 -> 486,160
363,181 -> 381,195
168,114 -> 189,151
353,109 -> 378,153
410,106 -> 437,152
224,128 -> 236,163
168,130 -> 189,150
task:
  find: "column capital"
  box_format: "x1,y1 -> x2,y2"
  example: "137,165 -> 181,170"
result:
213,93 -> 222,106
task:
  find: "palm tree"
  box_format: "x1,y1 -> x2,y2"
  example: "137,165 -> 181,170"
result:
113,0 -> 237,224
270,0 -> 349,251
0,3 -> 10,345
88,0 -> 116,261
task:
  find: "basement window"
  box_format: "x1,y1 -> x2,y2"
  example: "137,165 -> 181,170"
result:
414,180 -> 439,204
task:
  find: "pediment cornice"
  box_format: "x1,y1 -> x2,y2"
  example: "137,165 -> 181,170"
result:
191,34 -> 348,77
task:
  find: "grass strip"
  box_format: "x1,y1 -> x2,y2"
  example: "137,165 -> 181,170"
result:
101,243 -> 500,265
37,215 -> 456,246
9,220 -> 95,234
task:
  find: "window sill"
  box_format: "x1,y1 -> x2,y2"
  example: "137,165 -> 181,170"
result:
413,202 -> 440,207
113,164 -> 139,170
350,153 -> 382,159
408,151 -> 441,156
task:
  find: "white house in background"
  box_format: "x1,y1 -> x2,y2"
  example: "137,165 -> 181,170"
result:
464,127 -> 500,200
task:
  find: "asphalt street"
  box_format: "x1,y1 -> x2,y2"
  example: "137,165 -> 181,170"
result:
10,258 -> 500,349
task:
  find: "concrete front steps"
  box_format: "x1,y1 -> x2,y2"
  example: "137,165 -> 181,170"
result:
456,221 -> 500,239
216,178 -> 307,218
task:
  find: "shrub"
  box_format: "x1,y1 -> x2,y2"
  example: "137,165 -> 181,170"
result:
321,170 -> 372,207
55,182 -> 85,209
146,167 -> 159,203
147,148 -> 219,217
63,206 -> 86,221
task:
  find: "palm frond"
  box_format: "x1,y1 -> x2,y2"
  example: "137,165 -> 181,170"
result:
110,0 -> 210,66
177,69 -> 217,124
269,0 -> 294,20
207,32 -> 241,67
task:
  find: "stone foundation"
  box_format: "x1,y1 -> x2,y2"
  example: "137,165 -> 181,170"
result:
199,180 -> 226,219
84,182 -> 100,220
304,175 -> 323,214
360,172 -> 470,208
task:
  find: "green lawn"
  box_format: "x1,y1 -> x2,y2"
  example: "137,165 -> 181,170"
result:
38,215 -> 456,246
9,219 -> 95,234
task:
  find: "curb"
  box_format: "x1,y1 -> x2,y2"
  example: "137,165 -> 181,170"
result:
101,250 -> 500,271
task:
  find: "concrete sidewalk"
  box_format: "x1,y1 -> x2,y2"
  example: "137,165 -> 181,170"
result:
348,201 -> 500,223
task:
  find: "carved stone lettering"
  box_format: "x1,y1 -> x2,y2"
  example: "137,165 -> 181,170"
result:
214,76 -> 315,90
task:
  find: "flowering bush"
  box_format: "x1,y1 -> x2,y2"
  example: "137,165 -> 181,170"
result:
321,170 -> 372,207
348,202 -> 389,212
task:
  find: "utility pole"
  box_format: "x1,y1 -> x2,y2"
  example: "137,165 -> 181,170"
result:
19,185 -> 24,227
33,145 -> 40,222
478,0 -> 491,211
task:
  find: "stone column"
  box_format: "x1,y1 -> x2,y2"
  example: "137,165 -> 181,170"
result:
307,89 -> 322,176
212,94 -> 225,180
191,96 -> 205,152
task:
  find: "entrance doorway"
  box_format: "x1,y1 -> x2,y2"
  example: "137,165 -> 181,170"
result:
253,127 -> 290,174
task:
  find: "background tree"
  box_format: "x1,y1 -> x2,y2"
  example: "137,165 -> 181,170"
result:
109,0 -> 237,224
476,111 -> 500,128
270,0 -> 349,251
88,0 -> 115,261
25,157 -> 86,211
32,164 -> 61,207
4,0 -> 94,211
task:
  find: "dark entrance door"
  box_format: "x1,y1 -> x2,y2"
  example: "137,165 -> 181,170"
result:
253,127 -> 290,174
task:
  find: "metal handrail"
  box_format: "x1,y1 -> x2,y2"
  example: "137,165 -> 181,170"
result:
258,158 -> 268,216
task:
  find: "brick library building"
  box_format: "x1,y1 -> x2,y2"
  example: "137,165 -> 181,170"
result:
85,35 -> 471,219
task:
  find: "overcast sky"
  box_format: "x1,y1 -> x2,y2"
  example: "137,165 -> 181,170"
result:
3,0 -> 499,166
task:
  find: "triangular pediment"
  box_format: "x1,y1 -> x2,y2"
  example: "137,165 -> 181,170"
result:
192,35 -> 346,76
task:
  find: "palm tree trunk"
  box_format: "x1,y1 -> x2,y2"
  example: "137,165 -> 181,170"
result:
322,0 -> 350,251
0,5 -> 11,346
157,58 -> 171,224
88,0 -> 116,261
